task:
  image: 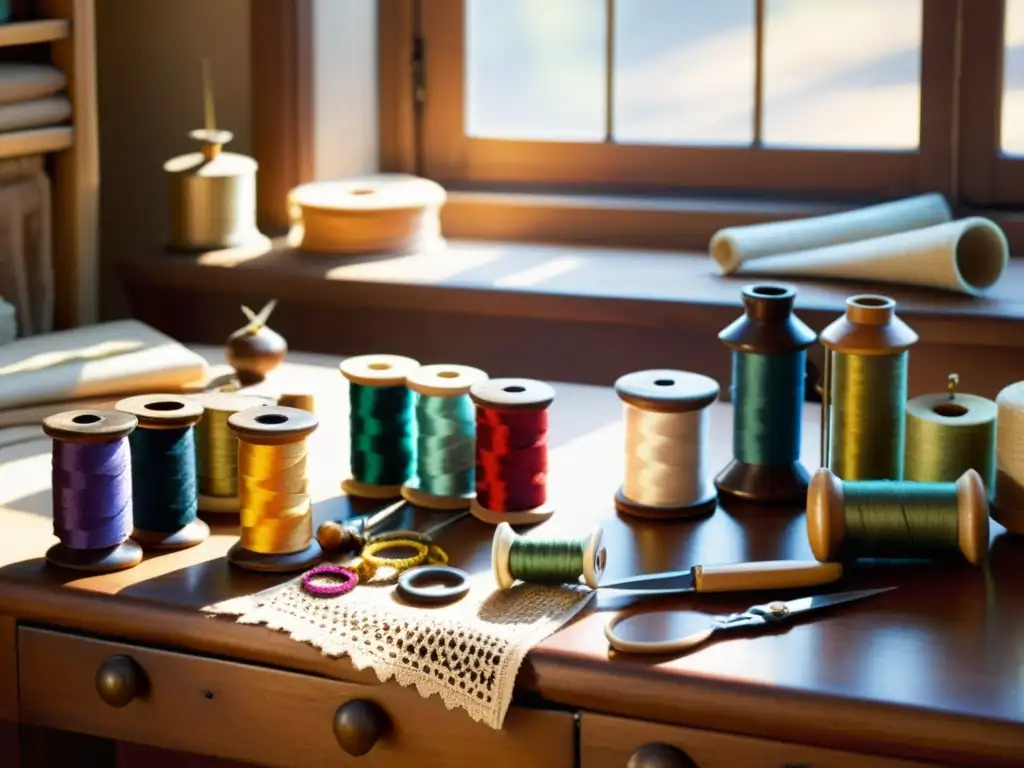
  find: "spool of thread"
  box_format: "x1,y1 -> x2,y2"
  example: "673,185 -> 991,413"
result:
226,405 -> 323,572
115,395 -> 210,551
340,354 -> 421,499
41,409 -> 144,572
469,378 -> 556,525
806,467 -> 989,564
288,174 -> 447,255
820,295 -> 919,481
401,363 -> 489,510
194,392 -> 275,513
715,285 -> 816,503
614,369 -> 720,519
278,392 -> 316,413
492,522 -> 606,590
905,374 -> 997,491
994,381 -> 1024,535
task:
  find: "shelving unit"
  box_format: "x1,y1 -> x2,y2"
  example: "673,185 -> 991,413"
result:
0,0 -> 97,328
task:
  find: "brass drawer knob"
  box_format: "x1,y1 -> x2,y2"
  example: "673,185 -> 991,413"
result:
627,743 -> 698,768
95,655 -> 144,708
333,699 -> 389,756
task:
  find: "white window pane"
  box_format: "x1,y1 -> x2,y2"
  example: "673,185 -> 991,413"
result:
1004,0 -> 1024,155
613,0 -> 755,145
763,0 -> 922,150
465,0 -> 606,142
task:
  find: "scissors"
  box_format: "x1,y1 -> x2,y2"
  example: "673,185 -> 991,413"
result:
599,559 -> 844,595
605,587 -> 895,655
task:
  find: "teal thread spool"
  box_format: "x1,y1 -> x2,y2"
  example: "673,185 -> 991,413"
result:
340,354 -> 421,499
807,467 -> 989,565
492,522 -> 606,590
402,363 -> 489,510
115,395 -> 210,551
716,285 -> 816,503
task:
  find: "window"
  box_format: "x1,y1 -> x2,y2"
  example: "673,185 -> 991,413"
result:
414,0 -> 959,199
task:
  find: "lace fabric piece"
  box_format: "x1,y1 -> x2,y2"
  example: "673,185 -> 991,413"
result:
204,572 -> 594,729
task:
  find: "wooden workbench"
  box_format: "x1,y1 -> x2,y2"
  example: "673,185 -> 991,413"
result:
1,348 -> 1022,767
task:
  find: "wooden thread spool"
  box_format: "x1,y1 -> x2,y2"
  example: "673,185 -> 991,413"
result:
492,522 -> 606,590
227,406 -> 322,572
115,394 -> 210,551
340,354 -> 421,499
715,285 -> 817,503
807,467 -> 989,565
195,392 -> 275,514
614,370 -> 720,519
994,381 -> 1024,535
288,174 -> 447,255
469,378 -> 556,525
402,363 -> 489,511
41,409 -> 144,573
820,295 -> 919,481
904,374 -> 997,490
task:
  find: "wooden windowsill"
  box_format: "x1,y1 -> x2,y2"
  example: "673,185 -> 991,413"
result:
120,235 -> 1024,349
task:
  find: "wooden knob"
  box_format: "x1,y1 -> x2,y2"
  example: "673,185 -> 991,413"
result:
333,699 -> 388,757
95,655 -> 143,708
627,743 -> 697,768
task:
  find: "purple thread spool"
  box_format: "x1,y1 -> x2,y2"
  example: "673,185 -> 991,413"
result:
41,409 -> 144,573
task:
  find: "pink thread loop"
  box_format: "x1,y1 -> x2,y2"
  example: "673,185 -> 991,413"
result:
301,564 -> 359,597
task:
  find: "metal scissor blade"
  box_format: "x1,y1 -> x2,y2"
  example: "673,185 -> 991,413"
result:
781,587 -> 896,618
599,570 -> 695,594
419,510 -> 472,541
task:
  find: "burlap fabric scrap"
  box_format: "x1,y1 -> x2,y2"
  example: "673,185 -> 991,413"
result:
204,572 -> 594,729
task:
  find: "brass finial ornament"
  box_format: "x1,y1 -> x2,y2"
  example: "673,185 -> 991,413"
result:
226,300 -> 287,384
164,58 -> 261,251
948,372 -> 960,399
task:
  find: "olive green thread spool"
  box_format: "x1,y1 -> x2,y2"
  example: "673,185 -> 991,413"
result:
492,522 -> 606,590
716,285 -> 816,503
905,374 -> 997,493
820,295 -> 918,481
806,467 -> 989,565
994,381 -> 1024,535
195,392 -> 275,514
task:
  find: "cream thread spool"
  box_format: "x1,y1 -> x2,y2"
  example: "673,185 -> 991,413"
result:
614,370 -> 720,519
995,381 -> 1024,535
288,174 -> 447,255
402,363 -> 489,511
904,374 -> 997,490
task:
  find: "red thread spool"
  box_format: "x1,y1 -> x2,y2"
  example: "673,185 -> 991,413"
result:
469,378 -> 556,525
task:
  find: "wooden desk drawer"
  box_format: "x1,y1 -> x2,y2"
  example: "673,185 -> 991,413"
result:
18,626 -> 575,768
580,712 -> 950,768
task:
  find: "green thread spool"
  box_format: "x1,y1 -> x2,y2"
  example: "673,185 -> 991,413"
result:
341,354 -> 421,499
820,295 -> 918,481
402,363 -> 489,510
807,467 -> 989,565
716,285 -> 816,502
905,374 -> 997,492
492,522 -> 606,589
115,395 -> 210,551
194,392 -> 275,513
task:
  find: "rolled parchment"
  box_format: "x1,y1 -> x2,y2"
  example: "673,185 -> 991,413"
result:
710,193 -> 952,274
734,217 -> 1008,297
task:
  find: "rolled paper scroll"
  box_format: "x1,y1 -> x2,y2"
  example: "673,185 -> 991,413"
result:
710,193 -> 952,274
731,218 -> 1008,297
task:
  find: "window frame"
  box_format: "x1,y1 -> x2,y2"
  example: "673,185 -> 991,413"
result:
415,0 -> 961,199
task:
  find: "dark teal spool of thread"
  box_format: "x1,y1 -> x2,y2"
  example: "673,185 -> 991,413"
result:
715,285 -> 817,503
115,394 -> 209,551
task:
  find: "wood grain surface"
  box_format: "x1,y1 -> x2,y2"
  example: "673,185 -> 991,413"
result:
1,347 -> 1022,766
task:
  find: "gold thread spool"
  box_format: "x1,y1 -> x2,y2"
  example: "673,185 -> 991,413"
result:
807,467 -> 989,565
904,374 -> 997,491
195,392 -> 275,514
226,405 -> 322,572
819,295 -> 918,480
994,381 -> 1024,535
288,174 -> 447,255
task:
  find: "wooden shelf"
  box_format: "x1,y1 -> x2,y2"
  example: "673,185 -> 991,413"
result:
0,19 -> 70,48
0,126 -> 72,159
